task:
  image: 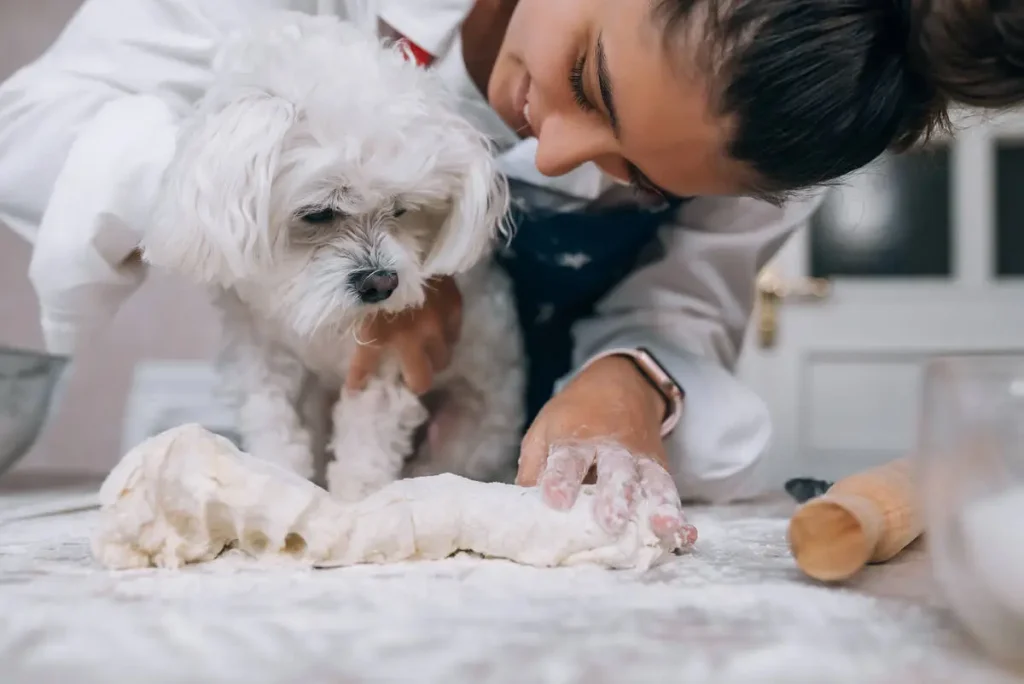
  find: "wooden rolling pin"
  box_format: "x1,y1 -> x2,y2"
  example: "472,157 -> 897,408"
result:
787,457 -> 923,582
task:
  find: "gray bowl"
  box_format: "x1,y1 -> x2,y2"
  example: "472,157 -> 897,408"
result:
0,345 -> 68,478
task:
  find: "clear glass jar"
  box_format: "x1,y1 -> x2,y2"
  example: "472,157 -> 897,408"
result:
917,355 -> 1024,667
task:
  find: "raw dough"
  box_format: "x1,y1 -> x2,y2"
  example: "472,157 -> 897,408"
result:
92,424 -> 675,571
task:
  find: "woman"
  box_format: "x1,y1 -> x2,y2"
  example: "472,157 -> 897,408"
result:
0,0 -> 1019,545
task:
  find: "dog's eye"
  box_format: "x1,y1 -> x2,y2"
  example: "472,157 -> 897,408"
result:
393,207 -> 407,218
299,207 -> 339,224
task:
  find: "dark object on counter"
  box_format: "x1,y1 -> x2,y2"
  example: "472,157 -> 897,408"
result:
785,477 -> 834,503
0,345 -> 68,478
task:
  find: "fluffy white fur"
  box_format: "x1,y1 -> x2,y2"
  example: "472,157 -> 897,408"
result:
143,13 -> 525,501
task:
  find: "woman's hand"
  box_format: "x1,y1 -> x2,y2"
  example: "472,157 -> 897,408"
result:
517,355 -> 697,549
346,276 -> 462,395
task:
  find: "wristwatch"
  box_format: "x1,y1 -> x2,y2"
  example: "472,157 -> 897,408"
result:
580,347 -> 684,437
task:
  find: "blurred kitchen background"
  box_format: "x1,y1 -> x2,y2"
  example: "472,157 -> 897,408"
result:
0,0 -> 225,480
2,1 -> 1023,488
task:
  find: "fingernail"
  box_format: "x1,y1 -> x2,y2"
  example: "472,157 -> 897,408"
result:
652,519 -> 684,549
538,445 -> 591,510
649,506 -> 695,550
541,476 -> 577,510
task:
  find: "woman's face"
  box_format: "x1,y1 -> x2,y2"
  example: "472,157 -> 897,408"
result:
487,0 -> 749,199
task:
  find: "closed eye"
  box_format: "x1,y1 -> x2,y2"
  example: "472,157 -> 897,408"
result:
569,56 -> 595,113
571,51 -> 672,205
298,207 -> 341,224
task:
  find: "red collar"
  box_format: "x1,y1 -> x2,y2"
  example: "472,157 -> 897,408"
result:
395,36 -> 434,68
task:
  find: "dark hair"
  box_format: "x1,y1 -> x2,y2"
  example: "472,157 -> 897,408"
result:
654,0 -> 1024,199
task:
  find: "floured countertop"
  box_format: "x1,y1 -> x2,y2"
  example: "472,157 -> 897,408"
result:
0,474 -> 1020,684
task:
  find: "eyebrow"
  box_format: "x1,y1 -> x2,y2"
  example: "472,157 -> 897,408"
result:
595,34 -> 619,137
596,34 -> 680,202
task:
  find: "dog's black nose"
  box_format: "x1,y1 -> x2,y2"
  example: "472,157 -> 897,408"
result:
351,269 -> 399,303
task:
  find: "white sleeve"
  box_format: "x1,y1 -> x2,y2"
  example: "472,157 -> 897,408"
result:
564,193 -> 824,503
0,0 -> 292,354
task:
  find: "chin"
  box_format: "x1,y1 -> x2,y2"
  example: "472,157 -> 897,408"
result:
141,12 -> 526,501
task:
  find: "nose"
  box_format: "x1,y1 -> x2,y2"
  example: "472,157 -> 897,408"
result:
533,114 -> 617,178
350,269 -> 399,303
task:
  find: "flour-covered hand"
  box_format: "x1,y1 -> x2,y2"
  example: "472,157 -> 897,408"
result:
346,276 -> 462,395
517,356 -> 697,550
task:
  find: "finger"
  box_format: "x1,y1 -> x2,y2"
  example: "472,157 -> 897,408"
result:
516,427 -> 547,487
637,458 -> 697,549
424,333 -> 453,374
345,342 -> 385,392
538,442 -> 596,511
396,338 -> 434,395
592,444 -> 641,536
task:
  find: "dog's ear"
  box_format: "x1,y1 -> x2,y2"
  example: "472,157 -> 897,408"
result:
144,92 -> 296,285
423,136 -> 510,275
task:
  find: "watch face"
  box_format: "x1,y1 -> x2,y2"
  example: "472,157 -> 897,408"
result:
627,348 -> 683,437
579,348 -> 683,436
634,348 -> 684,400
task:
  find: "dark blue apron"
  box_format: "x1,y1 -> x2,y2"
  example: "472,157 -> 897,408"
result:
495,181 -> 686,424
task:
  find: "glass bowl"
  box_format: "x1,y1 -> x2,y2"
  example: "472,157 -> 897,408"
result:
917,355 -> 1024,667
0,345 -> 68,478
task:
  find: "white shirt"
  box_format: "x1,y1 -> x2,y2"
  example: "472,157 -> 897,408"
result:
0,0 -> 823,501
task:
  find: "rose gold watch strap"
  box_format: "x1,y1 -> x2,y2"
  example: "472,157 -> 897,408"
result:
579,348 -> 684,438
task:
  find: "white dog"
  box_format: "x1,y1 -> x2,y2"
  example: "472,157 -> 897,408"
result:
142,13 -> 525,501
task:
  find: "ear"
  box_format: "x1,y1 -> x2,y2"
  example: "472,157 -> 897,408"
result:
144,92 -> 296,285
423,139 -> 510,275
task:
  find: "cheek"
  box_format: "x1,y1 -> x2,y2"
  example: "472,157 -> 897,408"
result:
520,7 -> 597,115
497,0 -> 579,90
656,145 -> 749,197
277,244 -> 347,289
511,0 -> 588,43
275,250 -> 362,335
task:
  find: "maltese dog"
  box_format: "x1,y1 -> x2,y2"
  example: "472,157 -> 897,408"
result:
143,13 -> 525,501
